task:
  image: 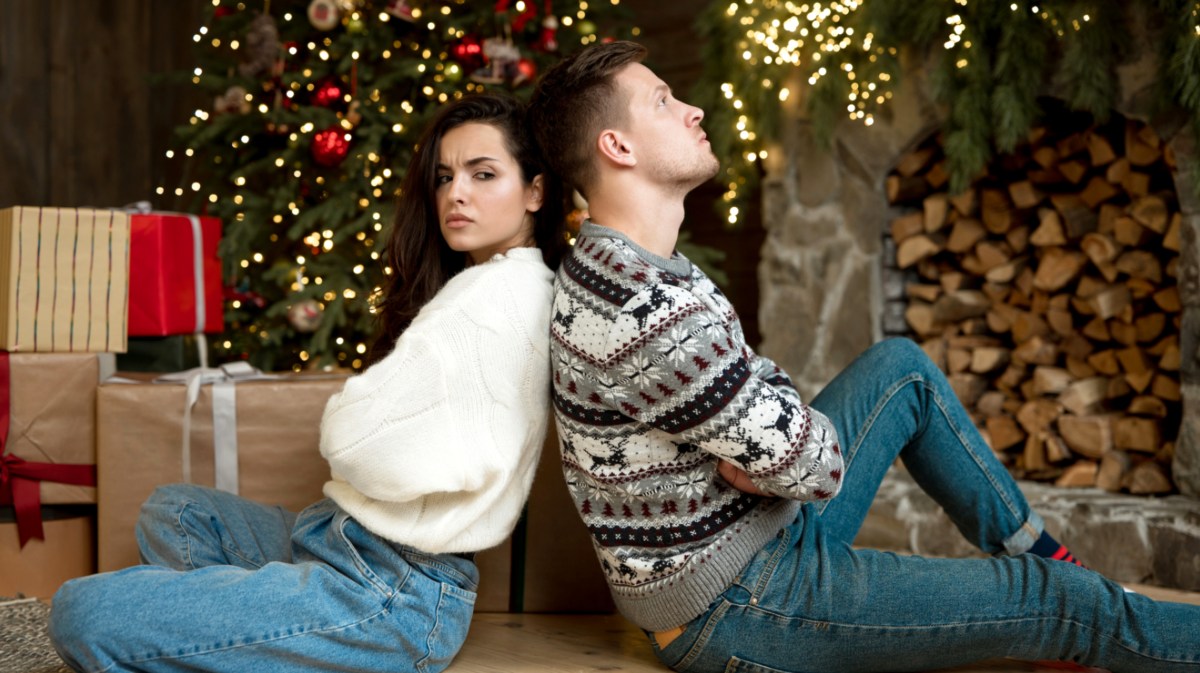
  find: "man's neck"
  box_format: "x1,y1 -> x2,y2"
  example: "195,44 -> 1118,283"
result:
587,182 -> 686,258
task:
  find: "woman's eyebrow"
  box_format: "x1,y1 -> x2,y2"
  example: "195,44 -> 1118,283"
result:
436,156 -> 500,170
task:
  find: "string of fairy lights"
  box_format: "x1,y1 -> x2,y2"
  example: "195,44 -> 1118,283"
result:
158,0 -> 632,370
712,0 -> 1108,225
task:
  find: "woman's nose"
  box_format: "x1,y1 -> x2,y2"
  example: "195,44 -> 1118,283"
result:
448,176 -> 467,203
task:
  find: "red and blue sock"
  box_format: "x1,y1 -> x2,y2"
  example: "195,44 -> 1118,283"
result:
1029,530 -> 1087,568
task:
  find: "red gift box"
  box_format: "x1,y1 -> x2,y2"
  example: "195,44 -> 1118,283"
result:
128,213 -> 223,336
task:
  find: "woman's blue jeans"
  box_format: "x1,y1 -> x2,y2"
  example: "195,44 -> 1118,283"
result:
49,485 -> 478,673
651,338 -> 1200,672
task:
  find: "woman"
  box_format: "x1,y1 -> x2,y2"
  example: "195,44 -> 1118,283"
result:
49,93 -> 567,673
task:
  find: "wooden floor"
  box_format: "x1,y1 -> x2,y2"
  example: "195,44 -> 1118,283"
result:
449,584 -> 1200,673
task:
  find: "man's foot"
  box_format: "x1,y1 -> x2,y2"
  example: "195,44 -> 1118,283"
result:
1029,531 -> 1087,569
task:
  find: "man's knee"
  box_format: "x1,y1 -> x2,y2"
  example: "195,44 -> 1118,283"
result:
869,337 -> 927,364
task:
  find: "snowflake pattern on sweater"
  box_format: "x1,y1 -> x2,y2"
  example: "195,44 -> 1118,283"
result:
550,222 -> 844,630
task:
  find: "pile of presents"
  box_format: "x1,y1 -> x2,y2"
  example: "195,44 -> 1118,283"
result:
0,206 -> 348,600
0,206 -> 612,613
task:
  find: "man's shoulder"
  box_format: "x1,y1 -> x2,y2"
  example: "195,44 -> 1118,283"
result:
558,234 -> 697,292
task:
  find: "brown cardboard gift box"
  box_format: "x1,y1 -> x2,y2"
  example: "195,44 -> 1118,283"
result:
96,369 -> 348,572
0,505 -> 95,599
5,352 -> 113,504
0,207 -> 130,353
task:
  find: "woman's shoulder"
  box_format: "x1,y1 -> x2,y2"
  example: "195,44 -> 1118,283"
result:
418,248 -> 553,320
447,248 -> 553,296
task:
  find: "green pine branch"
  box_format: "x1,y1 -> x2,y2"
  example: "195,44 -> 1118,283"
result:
695,0 -> 1200,215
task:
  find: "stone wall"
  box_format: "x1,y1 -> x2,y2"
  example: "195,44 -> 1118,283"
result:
859,468 -> 1200,590
757,10 -> 1200,499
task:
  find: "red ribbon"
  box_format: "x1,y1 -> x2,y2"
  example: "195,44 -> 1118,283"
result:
0,352 -> 97,547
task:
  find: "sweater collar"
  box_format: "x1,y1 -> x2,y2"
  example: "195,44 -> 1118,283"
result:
579,220 -> 693,278
477,246 -> 545,266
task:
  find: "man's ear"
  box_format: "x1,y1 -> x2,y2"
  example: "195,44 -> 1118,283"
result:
526,174 -> 545,213
597,129 -> 637,168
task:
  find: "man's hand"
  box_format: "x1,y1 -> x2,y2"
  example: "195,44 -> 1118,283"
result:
718,460 -> 768,496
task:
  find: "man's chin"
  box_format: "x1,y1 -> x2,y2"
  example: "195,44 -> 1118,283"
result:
689,158 -> 720,189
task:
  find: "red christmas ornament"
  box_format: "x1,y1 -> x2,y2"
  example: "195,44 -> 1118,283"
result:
312,79 -> 345,108
311,127 -> 351,167
515,58 -> 537,86
213,5 -> 234,19
450,35 -> 486,71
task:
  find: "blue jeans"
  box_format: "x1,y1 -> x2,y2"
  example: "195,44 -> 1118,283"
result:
651,338 -> 1200,672
50,485 -> 478,673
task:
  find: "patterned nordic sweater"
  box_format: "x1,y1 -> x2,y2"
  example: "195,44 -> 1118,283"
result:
550,222 -> 845,631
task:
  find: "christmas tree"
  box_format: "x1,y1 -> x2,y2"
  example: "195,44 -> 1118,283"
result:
160,0 -> 636,372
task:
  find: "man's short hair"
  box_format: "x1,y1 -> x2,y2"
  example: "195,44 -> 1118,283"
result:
529,41 -> 648,198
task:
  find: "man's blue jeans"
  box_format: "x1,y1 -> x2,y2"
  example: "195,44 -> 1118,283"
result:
651,338 -> 1200,672
50,485 -> 478,673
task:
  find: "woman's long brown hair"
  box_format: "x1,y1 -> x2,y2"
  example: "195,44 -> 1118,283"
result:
365,94 -> 567,366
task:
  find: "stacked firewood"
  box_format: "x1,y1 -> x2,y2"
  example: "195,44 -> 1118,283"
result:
888,117 -> 1181,495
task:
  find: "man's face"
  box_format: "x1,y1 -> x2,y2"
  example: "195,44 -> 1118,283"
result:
614,63 -> 720,191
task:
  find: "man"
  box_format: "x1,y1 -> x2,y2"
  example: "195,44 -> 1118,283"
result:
529,41 -> 1200,673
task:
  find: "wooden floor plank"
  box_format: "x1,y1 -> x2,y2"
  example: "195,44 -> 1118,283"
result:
451,583 -> 1200,673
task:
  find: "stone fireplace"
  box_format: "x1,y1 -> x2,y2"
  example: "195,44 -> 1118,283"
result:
756,14 -> 1200,588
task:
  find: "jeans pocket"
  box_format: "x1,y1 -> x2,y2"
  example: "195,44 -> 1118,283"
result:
333,514 -> 393,598
723,656 -> 797,673
416,582 -> 476,673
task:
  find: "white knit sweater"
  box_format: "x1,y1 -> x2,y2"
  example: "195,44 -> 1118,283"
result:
319,247 -> 554,553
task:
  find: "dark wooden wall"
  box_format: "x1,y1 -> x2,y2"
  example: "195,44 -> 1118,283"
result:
0,0 -> 764,344
0,1 -> 205,209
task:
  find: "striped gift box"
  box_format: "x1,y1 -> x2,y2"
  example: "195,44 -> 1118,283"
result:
0,207 -> 130,353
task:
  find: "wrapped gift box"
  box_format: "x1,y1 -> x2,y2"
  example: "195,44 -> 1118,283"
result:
97,368 -> 348,571
3,352 -> 114,505
0,207 -> 130,353
0,505 -> 96,599
128,213 -> 222,337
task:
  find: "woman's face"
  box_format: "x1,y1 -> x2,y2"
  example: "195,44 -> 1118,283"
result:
435,122 -> 543,265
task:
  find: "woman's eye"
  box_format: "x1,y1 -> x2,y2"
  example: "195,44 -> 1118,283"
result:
475,171 -> 495,180
435,175 -> 451,186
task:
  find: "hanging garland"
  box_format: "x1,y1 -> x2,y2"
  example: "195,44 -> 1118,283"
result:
695,0 -> 1200,225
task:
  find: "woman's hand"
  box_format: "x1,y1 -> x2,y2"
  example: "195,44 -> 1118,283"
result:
718,460 -> 768,496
